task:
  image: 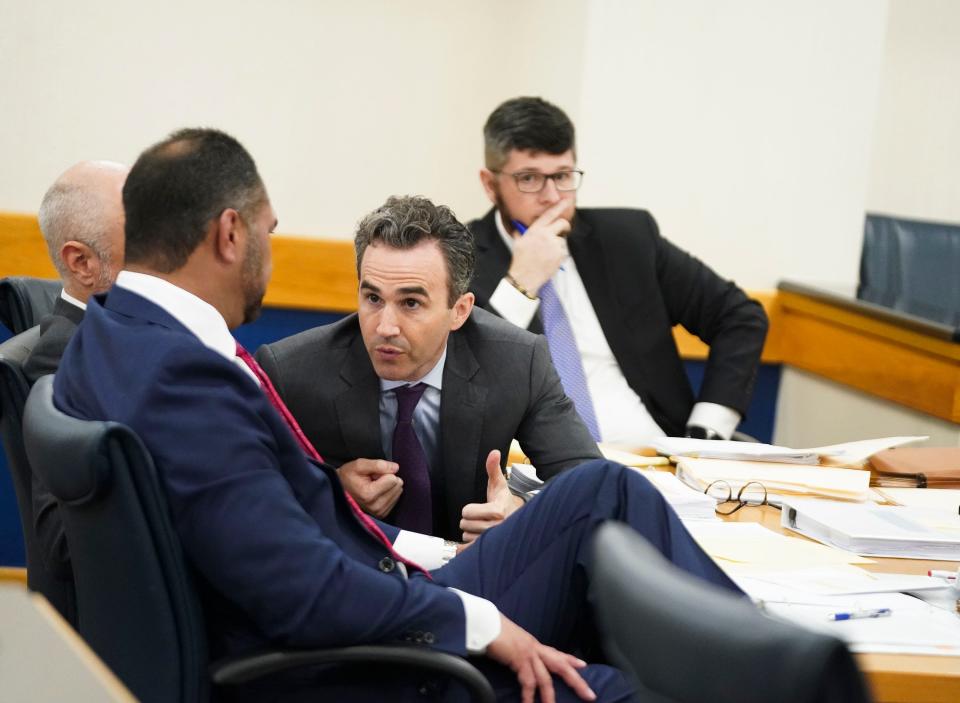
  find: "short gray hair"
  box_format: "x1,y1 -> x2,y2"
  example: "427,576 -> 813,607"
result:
38,180 -> 115,279
354,196 -> 475,306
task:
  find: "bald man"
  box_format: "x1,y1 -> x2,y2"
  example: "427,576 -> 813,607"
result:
23,160 -> 128,383
22,160 -> 127,587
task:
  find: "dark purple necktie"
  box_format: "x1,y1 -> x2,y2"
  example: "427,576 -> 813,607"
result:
389,383 -> 432,533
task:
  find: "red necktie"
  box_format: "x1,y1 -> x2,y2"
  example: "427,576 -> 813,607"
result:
235,343 -> 428,577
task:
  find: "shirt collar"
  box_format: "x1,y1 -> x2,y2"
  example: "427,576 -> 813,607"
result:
60,290 -> 86,310
114,270 -> 238,363
380,345 -> 447,393
494,210 -> 516,252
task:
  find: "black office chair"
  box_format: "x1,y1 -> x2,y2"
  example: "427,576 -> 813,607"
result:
22,376 -> 494,703
0,327 -> 77,624
590,522 -> 872,703
0,276 -> 61,334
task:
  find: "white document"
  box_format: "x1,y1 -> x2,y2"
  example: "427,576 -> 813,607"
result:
651,435 -> 928,467
650,437 -> 819,464
878,487 -> 960,512
808,436 -> 928,466
633,469 -> 717,521
675,457 -> 873,502
734,564 -> 946,595
782,498 -> 960,560
755,590 -> 960,656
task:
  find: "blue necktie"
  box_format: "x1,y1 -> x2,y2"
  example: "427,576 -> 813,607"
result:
538,281 -> 601,441
389,383 -> 433,533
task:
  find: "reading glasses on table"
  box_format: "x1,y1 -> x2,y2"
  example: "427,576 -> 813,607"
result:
705,479 -> 769,515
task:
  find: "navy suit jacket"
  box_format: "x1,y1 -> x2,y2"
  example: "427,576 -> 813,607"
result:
469,208 -> 769,436
53,287 -> 469,660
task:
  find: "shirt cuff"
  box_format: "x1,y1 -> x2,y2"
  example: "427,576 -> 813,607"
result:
490,278 -> 540,330
449,588 -> 501,654
687,402 -> 741,440
392,530 -> 452,571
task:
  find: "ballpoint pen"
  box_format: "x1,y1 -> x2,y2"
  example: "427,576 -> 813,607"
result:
827,608 -> 892,621
928,569 -> 959,580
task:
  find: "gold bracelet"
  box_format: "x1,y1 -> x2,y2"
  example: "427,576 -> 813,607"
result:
505,273 -> 538,300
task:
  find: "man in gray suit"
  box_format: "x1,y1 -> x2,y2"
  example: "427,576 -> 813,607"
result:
20,160 -> 127,606
23,160 -> 128,383
256,195 -> 600,547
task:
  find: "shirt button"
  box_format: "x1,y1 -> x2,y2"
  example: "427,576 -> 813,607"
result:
378,557 -> 396,573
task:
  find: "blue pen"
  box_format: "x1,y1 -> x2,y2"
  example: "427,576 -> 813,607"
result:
511,219 -> 565,270
827,608 -> 892,621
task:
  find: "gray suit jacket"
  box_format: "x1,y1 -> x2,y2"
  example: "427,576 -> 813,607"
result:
256,307 -> 601,540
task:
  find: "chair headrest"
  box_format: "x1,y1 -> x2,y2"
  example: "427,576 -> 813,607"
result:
23,376 -> 114,505
0,277 -> 61,334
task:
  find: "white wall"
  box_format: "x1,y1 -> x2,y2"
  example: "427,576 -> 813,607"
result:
0,0 -> 586,237
576,0 -> 890,289
2,0 -> 955,291
865,0 -> 960,223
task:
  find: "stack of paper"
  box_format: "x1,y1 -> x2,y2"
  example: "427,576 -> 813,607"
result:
675,456 -> 873,503
651,437 -> 819,464
507,440 -> 669,468
782,498 -> 960,560
651,435 -> 928,467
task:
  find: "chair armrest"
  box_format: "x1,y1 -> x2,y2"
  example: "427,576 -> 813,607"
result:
211,645 -> 495,703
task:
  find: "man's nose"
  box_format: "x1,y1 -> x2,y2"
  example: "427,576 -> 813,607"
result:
539,177 -> 562,204
377,306 -> 400,337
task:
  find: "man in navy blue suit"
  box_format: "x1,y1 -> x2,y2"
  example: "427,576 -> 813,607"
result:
54,128 -> 740,702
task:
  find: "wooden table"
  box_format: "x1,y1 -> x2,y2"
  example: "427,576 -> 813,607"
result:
0,583 -> 135,702
723,504 -> 960,703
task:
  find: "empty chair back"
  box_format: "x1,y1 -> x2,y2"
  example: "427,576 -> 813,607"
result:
0,326 -> 76,622
23,376 -> 209,703
590,522 -> 871,703
0,277 -> 61,334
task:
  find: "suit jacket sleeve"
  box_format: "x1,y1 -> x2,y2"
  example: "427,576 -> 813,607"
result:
646,213 -> 768,414
135,350 -> 468,654
516,335 -> 602,480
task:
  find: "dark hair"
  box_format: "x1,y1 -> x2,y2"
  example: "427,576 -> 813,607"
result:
354,196 -> 475,306
123,128 -> 265,272
483,97 -> 576,170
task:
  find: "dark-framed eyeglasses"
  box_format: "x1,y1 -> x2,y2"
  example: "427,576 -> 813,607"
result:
704,480 -> 768,515
492,169 -> 584,193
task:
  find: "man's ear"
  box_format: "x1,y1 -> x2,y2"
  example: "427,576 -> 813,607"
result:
449,291 -> 475,331
479,169 -> 498,205
60,241 -> 99,288
213,208 -> 243,264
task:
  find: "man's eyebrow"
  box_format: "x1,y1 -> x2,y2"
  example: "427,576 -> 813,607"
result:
397,286 -> 429,297
359,280 -> 380,293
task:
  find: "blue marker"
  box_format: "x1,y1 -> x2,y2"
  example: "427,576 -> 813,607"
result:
827,608 -> 891,621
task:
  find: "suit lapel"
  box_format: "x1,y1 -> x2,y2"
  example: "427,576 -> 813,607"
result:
569,213 -> 657,406
438,330 -> 487,536
334,334 -> 385,460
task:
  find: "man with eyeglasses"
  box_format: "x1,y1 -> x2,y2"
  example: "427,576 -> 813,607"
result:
470,97 -> 768,446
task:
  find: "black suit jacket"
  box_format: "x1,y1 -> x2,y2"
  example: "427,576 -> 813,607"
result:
22,295 -> 84,579
256,307 -> 601,540
468,207 -> 769,437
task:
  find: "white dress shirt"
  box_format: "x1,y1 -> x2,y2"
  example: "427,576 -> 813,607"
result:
60,290 -> 87,310
487,213 -> 740,442
114,271 -> 501,653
